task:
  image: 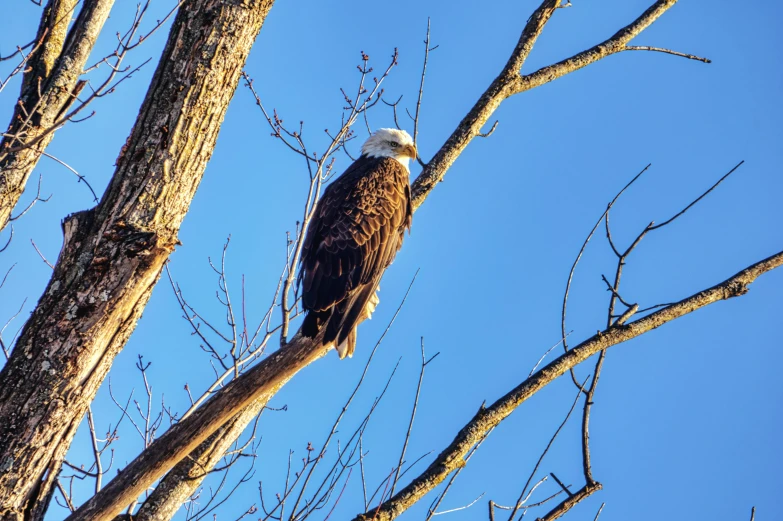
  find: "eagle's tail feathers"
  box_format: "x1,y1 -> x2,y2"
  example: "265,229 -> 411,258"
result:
332,282 -> 379,356
336,329 -> 356,359
309,282 -> 380,359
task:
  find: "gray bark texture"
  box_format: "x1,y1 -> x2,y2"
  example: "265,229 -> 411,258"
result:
0,1 -> 275,519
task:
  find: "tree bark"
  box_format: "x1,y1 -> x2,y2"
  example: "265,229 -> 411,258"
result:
0,0 -> 115,231
129,390 -> 278,521
0,1 -> 275,519
66,331 -> 331,521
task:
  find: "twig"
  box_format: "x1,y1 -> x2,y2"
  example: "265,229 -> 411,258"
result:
55,480 -> 76,512
86,408 -> 103,493
323,468 -> 352,521
412,17 -> 436,167
430,493 -> 484,516
624,45 -> 711,63
9,175 -> 51,221
30,239 -> 53,268
561,164 -> 651,390
0,226 -> 13,252
650,160 -> 743,230
506,376 -> 589,520
391,336 -> 429,495
549,474 -> 572,498
477,120 -> 498,138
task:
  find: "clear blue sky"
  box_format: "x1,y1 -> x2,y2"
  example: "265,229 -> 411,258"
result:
2,1 -> 781,520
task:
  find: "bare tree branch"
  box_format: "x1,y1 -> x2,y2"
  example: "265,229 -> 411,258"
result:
624,45 -> 711,63
409,0 -> 561,208
410,0 -> 699,210
506,376 -> 588,521
535,483 -> 602,521
127,270 -> 418,521
391,337 -> 429,496
0,0 -> 114,230
352,250 -> 783,520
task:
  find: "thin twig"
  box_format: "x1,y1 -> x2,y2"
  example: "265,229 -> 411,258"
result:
391,336 -> 429,495
624,45 -> 711,63
30,239 -> 53,268
561,164 -> 651,391
412,17 -> 436,167
506,376 -> 589,521
650,160 -> 743,230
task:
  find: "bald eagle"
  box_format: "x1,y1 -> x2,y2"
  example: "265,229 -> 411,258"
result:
299,128 -> 416,358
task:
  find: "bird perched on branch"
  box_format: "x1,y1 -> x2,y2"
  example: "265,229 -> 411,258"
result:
299,128 -> 416,358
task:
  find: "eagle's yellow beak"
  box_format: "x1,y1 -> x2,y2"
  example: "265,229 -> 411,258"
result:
400,143 -> 418,160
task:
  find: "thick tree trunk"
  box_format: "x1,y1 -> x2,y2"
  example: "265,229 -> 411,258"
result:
0,0 -> 114,231
0,1 -> 275,519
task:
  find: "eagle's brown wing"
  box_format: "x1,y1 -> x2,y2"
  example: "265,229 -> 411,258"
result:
300,155 -> 411,354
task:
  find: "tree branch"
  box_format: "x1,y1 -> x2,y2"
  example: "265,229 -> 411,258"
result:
352,250 -> 783,521
410,0 -> 686,210
0,0 -> 114,230
535,483 -> 602,521
410,0 -> 560,209
623,45 -> 711,63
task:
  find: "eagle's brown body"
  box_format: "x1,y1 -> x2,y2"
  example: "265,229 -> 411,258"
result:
300,155 -> 412,358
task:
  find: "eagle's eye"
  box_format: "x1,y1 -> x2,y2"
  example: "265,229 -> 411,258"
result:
388,141 -> 399,148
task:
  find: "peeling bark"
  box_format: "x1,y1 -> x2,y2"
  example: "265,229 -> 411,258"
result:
0,1 -> 275,519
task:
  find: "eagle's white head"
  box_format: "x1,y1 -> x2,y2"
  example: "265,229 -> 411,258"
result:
361,128 -> 417,171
